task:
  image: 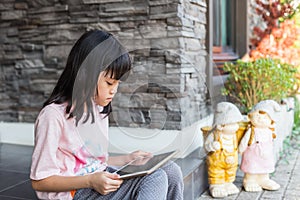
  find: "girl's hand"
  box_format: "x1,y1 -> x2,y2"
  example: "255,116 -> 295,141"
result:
88,172 -> 123,195
128,150 -> 153,165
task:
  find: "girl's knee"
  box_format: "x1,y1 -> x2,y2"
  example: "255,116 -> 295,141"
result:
162,161 -> 183,182
161,162 -> 184,200
151,168 -> 168,187
137,169 -> 168,199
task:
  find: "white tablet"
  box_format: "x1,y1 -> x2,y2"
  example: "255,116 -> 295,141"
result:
112,150 -> 179,179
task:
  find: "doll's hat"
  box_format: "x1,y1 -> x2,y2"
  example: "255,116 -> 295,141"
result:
250,100 -> 281,121
213,102 -> 243,126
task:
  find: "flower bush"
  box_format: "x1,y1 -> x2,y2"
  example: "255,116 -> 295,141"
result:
250,18 -> 300,66
250,0 -> 295,47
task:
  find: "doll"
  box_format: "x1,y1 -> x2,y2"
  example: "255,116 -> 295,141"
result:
204,102 -> 244,198
239,100 -> 281,192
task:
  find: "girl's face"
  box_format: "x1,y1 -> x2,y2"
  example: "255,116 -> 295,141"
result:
95,71 -> 120,106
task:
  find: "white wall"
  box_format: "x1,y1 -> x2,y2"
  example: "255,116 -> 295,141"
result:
109,115 -> 214,158
0,122 -> 35,146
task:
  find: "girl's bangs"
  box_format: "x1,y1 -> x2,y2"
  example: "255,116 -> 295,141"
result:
105,53 -> 131,81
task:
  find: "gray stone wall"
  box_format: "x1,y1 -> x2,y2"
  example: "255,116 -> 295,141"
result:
0,0 -> 209,130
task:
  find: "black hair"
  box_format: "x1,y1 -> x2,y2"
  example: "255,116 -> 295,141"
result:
43,30 -> 131,124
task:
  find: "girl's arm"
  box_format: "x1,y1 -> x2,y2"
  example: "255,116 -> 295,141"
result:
108,150 -> 152,166
32,172 -> 123,195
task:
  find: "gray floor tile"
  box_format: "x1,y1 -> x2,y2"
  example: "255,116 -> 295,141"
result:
0,144 -> 33,173
0,143 -> 36,200
0,171 -> 30,192
0,180 -> 37,200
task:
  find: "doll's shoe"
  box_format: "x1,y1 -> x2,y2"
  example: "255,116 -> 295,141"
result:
225,183 -> 239,195
209,184 -> 228,198
243,181 -> 262,192
259,179 -> 280,191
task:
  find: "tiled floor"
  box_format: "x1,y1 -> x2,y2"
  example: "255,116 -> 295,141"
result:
0,143 -> 38,200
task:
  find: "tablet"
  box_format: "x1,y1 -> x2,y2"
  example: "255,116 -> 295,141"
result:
112,150 -> 179,179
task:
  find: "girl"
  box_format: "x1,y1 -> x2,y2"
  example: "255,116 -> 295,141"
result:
30,30 -> 183,200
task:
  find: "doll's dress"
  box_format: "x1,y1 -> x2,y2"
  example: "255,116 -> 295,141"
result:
240,127 -> 275,174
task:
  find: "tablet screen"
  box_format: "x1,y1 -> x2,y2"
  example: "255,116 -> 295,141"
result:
113,150 -> 178,179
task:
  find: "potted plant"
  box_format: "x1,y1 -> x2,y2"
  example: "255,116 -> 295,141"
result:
222,58 -> 297,114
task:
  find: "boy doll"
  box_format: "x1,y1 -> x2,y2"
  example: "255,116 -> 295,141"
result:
239,100 -> 281,192
205,102 -> 244,198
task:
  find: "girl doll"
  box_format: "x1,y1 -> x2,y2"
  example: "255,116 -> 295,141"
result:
30,30 -> 183,200
239,100 -> 281,192
205,102 -> 244,198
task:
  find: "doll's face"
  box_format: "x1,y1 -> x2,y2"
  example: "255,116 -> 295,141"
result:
218,123 -> 240,135
248,110 -> 272,128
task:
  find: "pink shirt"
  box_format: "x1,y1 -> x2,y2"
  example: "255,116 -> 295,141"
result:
30,102 -> 109,199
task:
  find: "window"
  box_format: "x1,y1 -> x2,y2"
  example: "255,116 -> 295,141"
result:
213,0 -> 233,52
212,0 -> 248,75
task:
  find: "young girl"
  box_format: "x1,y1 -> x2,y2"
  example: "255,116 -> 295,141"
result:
30,30 -> 183,200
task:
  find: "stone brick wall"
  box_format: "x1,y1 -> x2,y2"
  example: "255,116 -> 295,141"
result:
0,0 -> 209,130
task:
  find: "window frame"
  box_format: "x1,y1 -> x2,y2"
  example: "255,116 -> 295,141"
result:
205,0 -> 249,100
210,0 -> 249,75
